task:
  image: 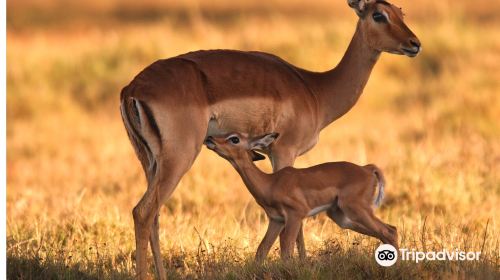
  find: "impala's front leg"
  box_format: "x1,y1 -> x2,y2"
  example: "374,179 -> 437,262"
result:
295,223 -> 306,260
279,213 -> 303,260
255,220 -> 285,262
270,149 -> 306,259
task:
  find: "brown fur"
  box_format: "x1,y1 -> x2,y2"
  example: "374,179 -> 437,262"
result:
120,1 -> 418,278
205,133 -> 397,261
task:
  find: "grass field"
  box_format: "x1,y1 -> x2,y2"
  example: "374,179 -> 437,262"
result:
6,0 -> 500,279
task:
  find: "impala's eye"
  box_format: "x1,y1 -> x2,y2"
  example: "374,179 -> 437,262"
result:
372,12 -> 387,23
229,136 -> 240,144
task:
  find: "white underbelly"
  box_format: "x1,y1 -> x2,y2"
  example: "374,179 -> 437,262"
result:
268,215 -> 285,223
267,204 -> 333,223
307,204 -> 333,217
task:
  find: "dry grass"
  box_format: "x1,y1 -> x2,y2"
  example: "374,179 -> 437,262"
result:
6,0 -> 500,279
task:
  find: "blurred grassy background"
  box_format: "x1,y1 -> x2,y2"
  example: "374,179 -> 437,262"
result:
7,0 -> 500,279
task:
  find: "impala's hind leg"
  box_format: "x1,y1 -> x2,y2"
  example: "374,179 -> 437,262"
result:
327,206 -> 373,237
132,115 -> 207,279
150,214 -> 164,279
134,149 -> 200,279
340,203 -> 398,249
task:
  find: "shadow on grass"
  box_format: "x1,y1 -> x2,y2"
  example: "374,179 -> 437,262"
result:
8,243 -> 500,280
7,256 -> 134,280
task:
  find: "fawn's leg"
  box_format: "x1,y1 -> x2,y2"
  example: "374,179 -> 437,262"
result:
341,203 -> 398,248
367,210 -> 398,248
255,220 -> 285,262
270,150 -> 306,258
279,214 -> 303,260
296,223 -> 306,260
327,206 -> 373,236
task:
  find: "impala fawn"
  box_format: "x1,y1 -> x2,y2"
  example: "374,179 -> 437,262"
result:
204,133 -> 398,261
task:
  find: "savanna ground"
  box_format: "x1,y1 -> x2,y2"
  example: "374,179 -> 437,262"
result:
6,0 -> 500,279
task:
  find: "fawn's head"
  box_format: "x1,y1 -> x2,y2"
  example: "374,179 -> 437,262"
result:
348,0 -> 421,57
204,133 -> 279,162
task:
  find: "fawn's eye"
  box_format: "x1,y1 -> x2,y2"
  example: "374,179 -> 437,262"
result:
228,136 -> 240,144
372,12 -> 387,23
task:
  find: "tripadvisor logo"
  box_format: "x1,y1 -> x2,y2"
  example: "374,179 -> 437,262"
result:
374,244 -> 481,267
375,244 -> 398,267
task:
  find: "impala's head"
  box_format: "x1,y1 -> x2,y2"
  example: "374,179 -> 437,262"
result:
204,133 -> 279,162
348,0 -> 421,57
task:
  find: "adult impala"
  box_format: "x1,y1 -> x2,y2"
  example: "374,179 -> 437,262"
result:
120,0 -> 420,278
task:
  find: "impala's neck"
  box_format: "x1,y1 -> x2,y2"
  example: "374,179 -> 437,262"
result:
314,21 -> 381,128
229,154 -> 272,203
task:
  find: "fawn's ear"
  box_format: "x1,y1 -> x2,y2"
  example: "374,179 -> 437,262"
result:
249,133 -> 279,151
250,151 -> 266,161
347,0 -> 374,17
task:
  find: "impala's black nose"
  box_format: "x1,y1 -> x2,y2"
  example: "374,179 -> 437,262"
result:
402,38 -> 421,57
410,38 -> 421,49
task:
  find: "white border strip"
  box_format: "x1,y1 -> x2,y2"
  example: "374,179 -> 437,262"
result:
1,0 -> 8,277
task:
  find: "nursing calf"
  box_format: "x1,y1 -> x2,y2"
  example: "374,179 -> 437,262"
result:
204,133 -> 398,261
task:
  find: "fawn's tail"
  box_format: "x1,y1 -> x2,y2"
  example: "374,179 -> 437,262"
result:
365,164 -> 386,207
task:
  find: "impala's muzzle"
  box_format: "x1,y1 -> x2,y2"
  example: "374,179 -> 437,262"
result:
401,38 -> 421,57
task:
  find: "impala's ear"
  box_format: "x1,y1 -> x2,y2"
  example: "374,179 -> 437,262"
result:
250,151 -> 266,161
347,0 -> 374,17
249,133 -> 279,151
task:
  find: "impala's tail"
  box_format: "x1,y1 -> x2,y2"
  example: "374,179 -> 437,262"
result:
365,164 -> 386,208
120,86 -> 161,184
